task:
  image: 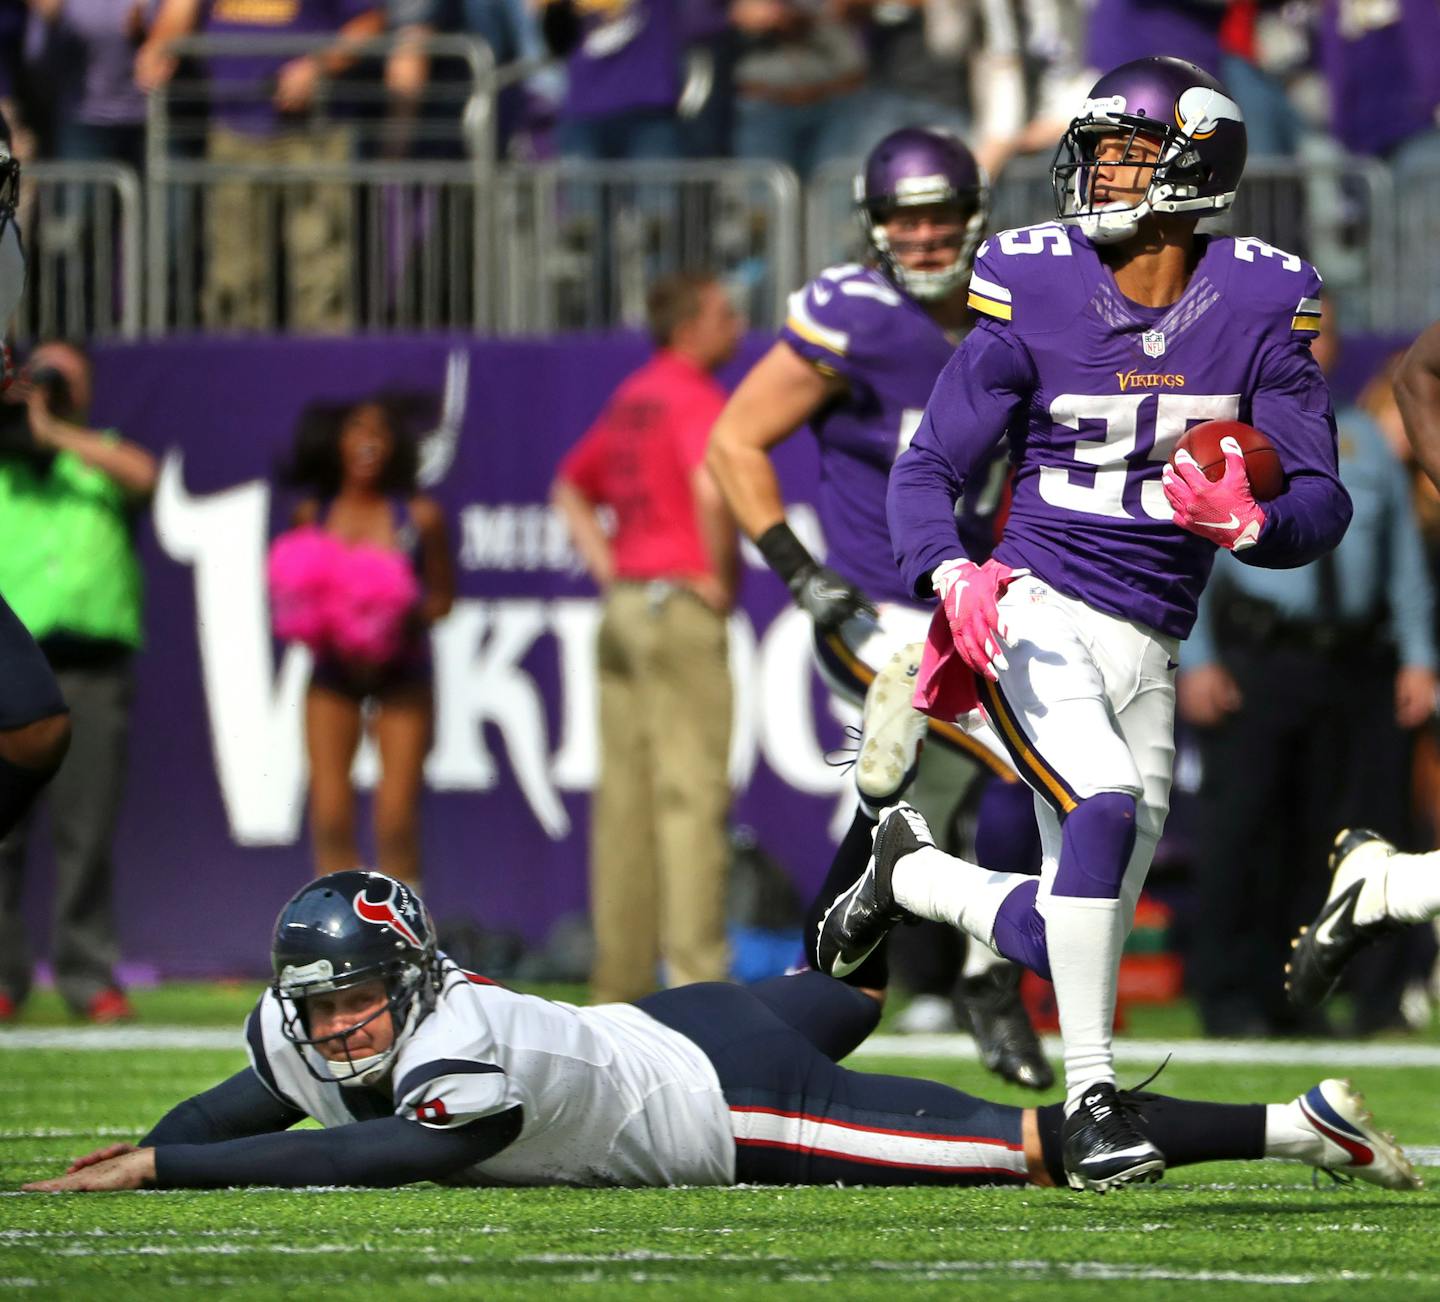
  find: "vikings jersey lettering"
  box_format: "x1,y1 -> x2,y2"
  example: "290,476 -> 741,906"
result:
890,222 -> 1351,638
247,960 -> 735,1188
781,264 -> 1002,598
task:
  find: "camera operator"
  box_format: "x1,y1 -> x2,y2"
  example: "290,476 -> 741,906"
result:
0,341 -> 156,1024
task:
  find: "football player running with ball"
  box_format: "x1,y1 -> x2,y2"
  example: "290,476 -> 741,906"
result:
22,872 -> 1420,1195
820,57 -> 1353,1192
708,128 -> 1051,1090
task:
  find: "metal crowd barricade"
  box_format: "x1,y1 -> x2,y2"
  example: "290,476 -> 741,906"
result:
493,160 -> 803,333
16,162 -> 143,343
803,154 -> 1408,335
144,31 -> 499,334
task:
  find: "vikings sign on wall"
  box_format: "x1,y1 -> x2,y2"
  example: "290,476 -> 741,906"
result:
67,337 -> 851,974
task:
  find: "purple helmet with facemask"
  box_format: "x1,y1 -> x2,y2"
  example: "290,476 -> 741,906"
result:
1052,56 -> 1247,245
855,127 -> 989,302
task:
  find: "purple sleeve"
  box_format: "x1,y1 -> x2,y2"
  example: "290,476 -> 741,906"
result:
887,318 -> 1032,598
1243,338 -> 1352,569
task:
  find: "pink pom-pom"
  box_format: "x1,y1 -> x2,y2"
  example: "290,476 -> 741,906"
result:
328,543 -> 422,664
268,527 -> 347,651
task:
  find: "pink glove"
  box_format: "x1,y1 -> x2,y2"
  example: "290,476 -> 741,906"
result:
1161,436 -> 1266,551
932,557 -> 1031,683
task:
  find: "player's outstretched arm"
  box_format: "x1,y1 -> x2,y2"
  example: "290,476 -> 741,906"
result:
1397,320 -> 1440,493
20,1068 -> 307,1191
23,1108 -> 525,1192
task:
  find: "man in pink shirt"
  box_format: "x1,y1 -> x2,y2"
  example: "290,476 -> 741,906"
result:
552,272 -> 743,1001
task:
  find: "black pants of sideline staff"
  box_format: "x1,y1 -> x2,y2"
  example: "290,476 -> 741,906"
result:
1186,641 -> 1428,1037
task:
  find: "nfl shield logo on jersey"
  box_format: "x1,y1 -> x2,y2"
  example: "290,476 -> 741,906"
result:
1141,330 -> 1166,358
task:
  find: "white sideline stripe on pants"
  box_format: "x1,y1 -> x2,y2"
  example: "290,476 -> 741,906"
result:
1,1026 -> 1437,1069
730,1106 -> 1028,1178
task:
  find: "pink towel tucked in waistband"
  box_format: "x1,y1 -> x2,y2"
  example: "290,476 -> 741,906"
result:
912,605 -> 981,722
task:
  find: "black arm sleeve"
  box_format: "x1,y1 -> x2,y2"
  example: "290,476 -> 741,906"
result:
142,1069 -> 306,1146
152,1106 -> 524,1189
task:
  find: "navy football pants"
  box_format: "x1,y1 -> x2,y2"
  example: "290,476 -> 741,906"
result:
639,973 -> 1030,1186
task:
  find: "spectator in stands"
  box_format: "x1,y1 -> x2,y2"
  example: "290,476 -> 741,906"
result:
1178,322 -> 1438,1038
135,0 -> 384,332
24,0 -> 151,170
843,0 -> 971,153
0,341 -> 157,1025
551,271 -> 742,1002
538,0 -> 688,160
383,0 -> 531,158
275,394 -> 454,889
730,0 -> 866,181
1312,0 -> 1440,173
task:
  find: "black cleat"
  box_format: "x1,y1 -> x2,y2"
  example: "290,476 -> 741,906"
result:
955,964 -> 1054,1091
815,803 -> 930,978
1286,828 -> 1401,1008
1062,1082 -> 1165,1193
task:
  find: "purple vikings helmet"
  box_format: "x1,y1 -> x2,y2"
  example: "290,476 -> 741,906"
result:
1052,56 -> 1247,245
855,127 -> 989,301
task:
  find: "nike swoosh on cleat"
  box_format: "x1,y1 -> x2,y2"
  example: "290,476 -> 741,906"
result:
1310,892 -> 1354,950
1194,514 -> 1241,532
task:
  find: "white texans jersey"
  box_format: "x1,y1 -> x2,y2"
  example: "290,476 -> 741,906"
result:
246,959 -> 736,1187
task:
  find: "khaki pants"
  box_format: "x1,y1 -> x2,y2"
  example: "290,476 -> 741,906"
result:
204,124 -> 354,333
589,583 -> 732,1003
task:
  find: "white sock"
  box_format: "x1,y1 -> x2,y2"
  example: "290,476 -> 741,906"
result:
1264,1100 -> 1322,1163
891,846 -> 1032,947
1043,893 -> 1123,1114
1366,852 -> 1440,926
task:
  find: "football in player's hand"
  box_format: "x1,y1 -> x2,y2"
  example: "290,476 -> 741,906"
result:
1173,420 -> 1284,502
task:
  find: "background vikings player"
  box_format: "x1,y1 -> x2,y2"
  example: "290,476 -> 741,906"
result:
24,871 -> 1420,1195
706,127 -> 1050,1090
820,56 -> 1351,1193
0,111 -> 73,843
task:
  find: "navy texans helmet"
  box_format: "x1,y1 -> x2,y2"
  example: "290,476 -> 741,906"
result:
1051,55 -> 1247,245
271,871 -> 441,1087
854,126 -> 989,301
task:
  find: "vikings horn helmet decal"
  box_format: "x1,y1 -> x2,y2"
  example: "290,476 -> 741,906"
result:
854,126 -> 990,301
271,871 -> 441,1087
1051,55 -> 1247,245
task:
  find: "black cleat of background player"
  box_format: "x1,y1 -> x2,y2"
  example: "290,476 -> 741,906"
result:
955,965 -> 1054,1091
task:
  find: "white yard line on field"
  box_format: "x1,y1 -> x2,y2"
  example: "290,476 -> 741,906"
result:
1,1025 -> 1438,1068
854,1033 -> 1440,1068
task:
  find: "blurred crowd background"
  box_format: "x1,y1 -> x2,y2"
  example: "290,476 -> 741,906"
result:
0,0 -> 1437,338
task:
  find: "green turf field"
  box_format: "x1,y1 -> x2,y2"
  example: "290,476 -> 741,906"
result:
2,985 -> 1437,1300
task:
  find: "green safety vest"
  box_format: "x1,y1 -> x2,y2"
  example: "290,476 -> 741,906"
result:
0,436 -> 144,648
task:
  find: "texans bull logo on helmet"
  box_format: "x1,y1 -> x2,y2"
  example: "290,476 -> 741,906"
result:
353,879 -> 425,949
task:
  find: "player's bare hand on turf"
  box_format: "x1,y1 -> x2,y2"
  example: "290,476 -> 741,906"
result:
933,557 -> 1030,683
1176,663 -> 1243,727
23,1147 -> 156,1192
1162,437 -> 1265,551
64,1142 -> 139,1174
